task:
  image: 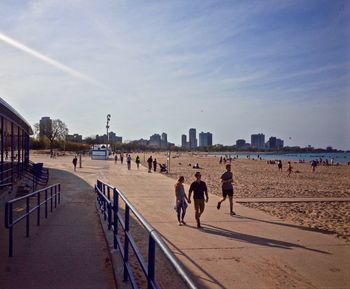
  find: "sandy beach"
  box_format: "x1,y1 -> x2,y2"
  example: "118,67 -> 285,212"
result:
135,152 -> 350,241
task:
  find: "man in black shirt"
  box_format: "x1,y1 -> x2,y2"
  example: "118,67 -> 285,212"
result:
188,172 -> 209,228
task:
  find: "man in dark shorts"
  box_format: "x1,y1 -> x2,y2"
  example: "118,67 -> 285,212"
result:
188,172 -> 209,228
217,164 -> 235,215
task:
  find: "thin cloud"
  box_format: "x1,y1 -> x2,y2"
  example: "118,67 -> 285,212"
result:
0,31 -> 103,87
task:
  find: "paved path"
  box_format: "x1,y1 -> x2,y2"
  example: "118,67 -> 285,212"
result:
0,164 -> 116,289
236,197 -> 350,203
28,155 -> 350,289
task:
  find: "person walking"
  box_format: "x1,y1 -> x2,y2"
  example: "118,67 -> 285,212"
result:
287,161 -> 293,177
114,154 -> 118,164
127,154 -> 132,170
135,155 -> 141,169
188,172 -> 208,228
217,164 -> 235,215
153,158 -> 157,172
311,160 -> 317,172
174,176 -> 189,226
120,153 -> 124,164
72,156 -> 78,172
147,156 -> 153,173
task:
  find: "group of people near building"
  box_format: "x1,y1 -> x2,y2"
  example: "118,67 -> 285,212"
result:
174,163 -> 235,228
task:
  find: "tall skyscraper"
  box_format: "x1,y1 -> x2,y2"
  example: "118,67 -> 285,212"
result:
189,128 -> 197,148
39,116 -> 52,137
149,134 -> 161,147
251,133 -> 265,149
181,134 -> 187,148
199,132 -> 213,147
161,132 -> 168,148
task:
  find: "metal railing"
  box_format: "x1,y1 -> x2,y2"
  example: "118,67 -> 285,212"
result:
4,183 -> 61,256
96,179 -> 197,289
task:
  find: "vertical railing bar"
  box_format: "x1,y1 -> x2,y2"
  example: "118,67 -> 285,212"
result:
54,186 -> 57,208
26,197 -> 30,237
37,191 -> 40,226
9,203 -> 13,257
58,184 -> 61,204
50,187 -> 53,212
45,189 -> 48,218
113,188 -> 118,250
148,235 -> 156,289
123,204 -> 130,282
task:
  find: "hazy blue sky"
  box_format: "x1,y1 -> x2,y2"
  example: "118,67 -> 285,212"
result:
0,0 -> 349,149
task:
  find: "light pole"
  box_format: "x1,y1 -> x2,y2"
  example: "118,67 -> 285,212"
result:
106,114 -> 111,143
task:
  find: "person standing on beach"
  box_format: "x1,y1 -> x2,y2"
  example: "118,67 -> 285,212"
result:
278,160 -> 282,172
153,158 -> 157,172
114,154 -> 118,164
188,172 -> 209,228
217,164 -> 235,215
311,160 -> 317,172
72,156 -> 78,172
120,153 -> 124,164
127,154 -> 132,170
147,156 -> 153,173
135,155 -> 141,169
175,176 -> 189,226
287,161 -> 293,177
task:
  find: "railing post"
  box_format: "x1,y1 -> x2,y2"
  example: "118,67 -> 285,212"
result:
123,205 -> 130,282
50,187 -> 53,212
26,197 -> 30,237
148,235 -> 156,289
107,187 -> 110,200
58,184 -> 61,204
107,203 -> 112,230
45,189 -> 48,218
54,186 -> 57,208
37,192 -> 41,226
113,188 -> 118,250
9,203 -> 13,257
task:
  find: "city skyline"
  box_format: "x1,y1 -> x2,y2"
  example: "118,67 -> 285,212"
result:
1,1 -> 349,149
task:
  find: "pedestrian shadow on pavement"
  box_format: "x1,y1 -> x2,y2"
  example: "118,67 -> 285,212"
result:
234,215 -> 336,236
200,224 -> 330,255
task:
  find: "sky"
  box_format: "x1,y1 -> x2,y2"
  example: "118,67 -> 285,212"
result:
0,0 -> 349,149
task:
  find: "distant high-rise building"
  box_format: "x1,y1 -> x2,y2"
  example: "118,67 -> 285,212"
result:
189,128 -> 197,148
199,132 -> 213,147
236,139 -> 246,148
269,137 -> 277,149
276,138 -> 284,149
39,116 -> 52,137
161,132 -> 168,148
66,134 -> 83,143
181,134 -> 187,148
251,133 -> 265,149
149,134 -> 161,147
108,132 -> 122,143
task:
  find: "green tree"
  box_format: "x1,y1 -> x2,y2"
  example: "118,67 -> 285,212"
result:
34,119 -> 68,155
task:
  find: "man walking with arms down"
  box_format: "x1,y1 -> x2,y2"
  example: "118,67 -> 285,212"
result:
217,164 -> 235,215
188,172 -> 209,228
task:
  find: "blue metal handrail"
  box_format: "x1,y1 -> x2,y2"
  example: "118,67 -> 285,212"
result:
4,183 -> 61,256
95,179 -> 198,289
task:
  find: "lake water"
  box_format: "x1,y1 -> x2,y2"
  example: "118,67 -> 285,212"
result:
211,152 -> 350,163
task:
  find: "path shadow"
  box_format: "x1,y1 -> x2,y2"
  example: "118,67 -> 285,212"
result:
199,223 -> 330,255
233,214 -> 336,236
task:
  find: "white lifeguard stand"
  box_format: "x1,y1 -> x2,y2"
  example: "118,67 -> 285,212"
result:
91,144 -> 111,160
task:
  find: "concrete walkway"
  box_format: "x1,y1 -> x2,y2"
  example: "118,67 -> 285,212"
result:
0,165 -> 116,289
24,155 -> 350,289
